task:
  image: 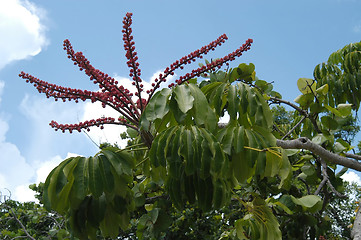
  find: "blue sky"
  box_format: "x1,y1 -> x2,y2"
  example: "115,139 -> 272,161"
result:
0,0 -> 361,201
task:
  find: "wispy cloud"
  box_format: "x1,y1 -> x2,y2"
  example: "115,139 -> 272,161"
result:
0,0 -> 48,70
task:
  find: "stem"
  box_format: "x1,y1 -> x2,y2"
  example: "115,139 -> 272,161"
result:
135,157 -> 149,168
6,205 -> 36,240
281,115 -> 306,140
117,142 -> 146,152
269,96 -> 308,117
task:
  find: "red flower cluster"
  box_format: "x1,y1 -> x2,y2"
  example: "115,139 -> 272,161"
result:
19,12 -> 253,134
49,117 -> 122,133
148,34 -> 228,97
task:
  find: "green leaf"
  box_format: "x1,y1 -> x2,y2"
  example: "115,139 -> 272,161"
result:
69,157 -> 88,208
272,200 -> 293,215
316,84 -> 329,95
235,219 -> 248,239
98,155 -> 115,194
337,103 -> 352,117
126,128 -> 138,138
102,148 -> 135,176
264,151 -> 281,178
87,195 -> 106,227
100,207 -> 123,238
312,134 -> 328,145
88,156 -> 103,198
237,63 -> 256,82
200,139 -> 212,179
294,93 -> 314,108
290,195 -> 322,213
44,157 -> 77,212
279,150 -> 292,189
297,78 -> 316,94
232,126 -> 245,153
301,163 -> 316,176
227,85 -> 239,119
324,104 -> 343,117
321,116 -> 338,130
333,142 -> 346,153
144,88 -> 171,121
211,83 -> 227,115
180,129 -> 195,175
168,127 -> 183,179
232,151 -> 253,184
229,67 -> 240,83
188,83 -> 217,131
173,84 -> 194,113
149,126 -> 177,167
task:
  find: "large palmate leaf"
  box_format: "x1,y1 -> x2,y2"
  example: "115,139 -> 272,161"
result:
235,198 -> 282,240
43,147 -> 136,239
149,125 -> 230,211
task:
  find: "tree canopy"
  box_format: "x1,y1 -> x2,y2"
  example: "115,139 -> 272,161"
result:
15,12 -> 361,239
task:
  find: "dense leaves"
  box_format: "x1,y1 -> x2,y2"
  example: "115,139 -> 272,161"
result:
18,15 -> 361,239
43,147 -> 135,239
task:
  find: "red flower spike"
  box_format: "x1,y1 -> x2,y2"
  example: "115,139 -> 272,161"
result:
20,12 -> 252,134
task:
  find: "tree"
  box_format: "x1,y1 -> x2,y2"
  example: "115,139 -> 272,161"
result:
19,12 -> 361,239
0,185 -> 70,239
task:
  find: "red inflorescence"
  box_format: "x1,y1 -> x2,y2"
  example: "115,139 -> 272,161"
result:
20,12 -> 253,134
49,117 -> 116,133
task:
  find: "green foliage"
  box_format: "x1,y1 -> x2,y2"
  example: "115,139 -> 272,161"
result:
314,41 -> 361,110
43,147 -> 136,239
0,187 -> 71,240
30,41 -> 361,239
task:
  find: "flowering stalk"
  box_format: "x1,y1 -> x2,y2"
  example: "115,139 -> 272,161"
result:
147,34 -> 229,99
19,12 -> 253,138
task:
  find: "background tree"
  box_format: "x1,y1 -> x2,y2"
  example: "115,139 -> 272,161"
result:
0,185 -> 70,239
18,12 -> 361,239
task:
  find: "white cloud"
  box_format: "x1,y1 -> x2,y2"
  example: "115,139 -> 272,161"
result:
35,153 -> 80,185
0,118 -> 35,201
13,184 -> 36,202
1,94 -> 87,202
11,152 -> 81,202
19,94 -> 87,159
0,0 -> 48,69
35,155 -> 63,183
81,101 -> 128,147
0,85 -> 35,201
341,171 -> 361,185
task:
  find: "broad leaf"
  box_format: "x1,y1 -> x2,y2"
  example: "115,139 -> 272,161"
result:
173,84 -> 194,113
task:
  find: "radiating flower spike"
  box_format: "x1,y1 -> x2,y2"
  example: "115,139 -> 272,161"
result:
20,12 -> 253,134
122,12 -> 144,112
147,34 -> 229,99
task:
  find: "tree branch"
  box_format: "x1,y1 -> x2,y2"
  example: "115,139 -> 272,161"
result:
345,152 -> 361,161
281,115 -> 306,140
314,158 -> 346,198
269,97 -> 308,117
276,137 -> 361,171
352,200 -> 361,239
5,204 -> 36,240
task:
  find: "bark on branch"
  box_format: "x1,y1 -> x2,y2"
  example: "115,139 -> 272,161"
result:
352,200 -> 361,239
276,137 -> 361,171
